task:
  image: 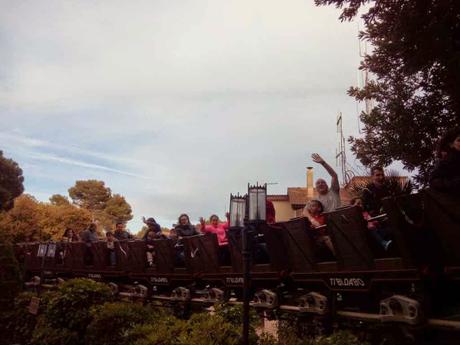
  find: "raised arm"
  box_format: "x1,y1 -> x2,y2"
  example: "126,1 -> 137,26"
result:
199,217 -> 208,233
312,153 -> 339,192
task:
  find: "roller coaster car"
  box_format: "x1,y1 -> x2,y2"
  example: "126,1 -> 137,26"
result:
14,190 -> 460,328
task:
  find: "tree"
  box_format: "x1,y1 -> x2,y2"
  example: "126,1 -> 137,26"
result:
39,203 -> 93,240
0,194 -> 93,243
0,194 -> 42,242
68,180 -> 111,210
102,194 -> 132,224
315,0 -> 460,184
68,180 -> 133,230
0,150 -> 24,211
49,194 -> 70,206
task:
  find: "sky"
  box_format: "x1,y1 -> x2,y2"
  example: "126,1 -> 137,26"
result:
0,0 -> 366,231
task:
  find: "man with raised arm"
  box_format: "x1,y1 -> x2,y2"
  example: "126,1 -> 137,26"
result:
311,153 -> 341,212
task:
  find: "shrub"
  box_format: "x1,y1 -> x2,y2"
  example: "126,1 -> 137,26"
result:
185,312 -> 241,345
130,310 -> 246,345
86,302 -> 160,345
0,292 -> 37,345
257,332 -> 278,345
129,316 -> 188,345
32,317 -> 80,345
32,278 -> 112,345
315,330 -> 369,345
0,243 -> 23,310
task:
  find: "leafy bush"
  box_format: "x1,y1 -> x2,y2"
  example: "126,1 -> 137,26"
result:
32,317 -> 80,345
0,243 -> 23,310
130,310 -> 245,345
315,331 -> 369,345
0,279 -> 368,345
258,332 -> 278,345
31,278 -> 112,345
214,303 -> 261,328
185,312 -> 241,345
86,302 -> 161,345
129,316 -> 188,345
0,292 -> 37,345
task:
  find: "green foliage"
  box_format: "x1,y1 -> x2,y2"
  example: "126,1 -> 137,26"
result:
0,280 -> 368,345
214,302 -> 261,328
130,312 -> 243,345
68,180 -> 112,210
184,312 -> 241,345
315,0 -> 460,184
213,303 -> 261,344
315,331 -> 368,345
49,194 -> 70,206
86,302 -> 160,345
103,193 -> 133,224
68,180 -> 133,230
277,317 -> 368,345
0,150 -> 24,212
258,332 -> 278,345
32,318 -> 80,345
129,316 -> 188,345
32,278 -> 112,344
0,243 -> 23,309
0,292 -> 37,345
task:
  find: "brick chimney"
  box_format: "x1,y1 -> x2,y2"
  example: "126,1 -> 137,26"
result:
307,167 -> 314,198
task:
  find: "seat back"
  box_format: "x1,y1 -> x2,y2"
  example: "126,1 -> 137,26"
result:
114,241 -> 131,271
24,243 -> 42,271
91,241 -> 110,269
66,242 -> 86,270
259,223 -> 290,271
382,194 -> 424,267
279,217 -> 317,272
227,227 -> 267,272
423,189 -> 460,266
126,240 -> 147,273
154,239 -> 176,273
227,228 -> 244,272
327,206 -> 375,271
183,234 -> 220,273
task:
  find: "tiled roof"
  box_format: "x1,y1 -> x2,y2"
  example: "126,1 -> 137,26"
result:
287,187 -> 315,206
270,187 -> 354,208
267,194 -> 289,201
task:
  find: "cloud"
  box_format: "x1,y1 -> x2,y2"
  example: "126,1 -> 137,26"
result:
28,152 -> 151,179
0,0 -> 365,232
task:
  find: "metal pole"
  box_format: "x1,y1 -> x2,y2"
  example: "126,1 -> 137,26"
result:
242,225 -> 251,345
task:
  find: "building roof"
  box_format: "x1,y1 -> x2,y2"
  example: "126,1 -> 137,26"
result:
269,186 -> 354,209
267,194 -> 289,202
287,187 -> 313,206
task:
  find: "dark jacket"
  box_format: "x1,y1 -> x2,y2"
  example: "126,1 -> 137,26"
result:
175,224 -> 199,238
362,183 -> 391,216
114,230 -> 132,241
81,229 -> 98,243
430,150 -> 460,194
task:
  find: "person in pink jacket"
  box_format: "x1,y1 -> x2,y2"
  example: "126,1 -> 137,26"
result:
200,213 -> 231,264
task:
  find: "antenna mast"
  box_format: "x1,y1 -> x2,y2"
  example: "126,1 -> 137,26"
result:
336,112 -> 349,186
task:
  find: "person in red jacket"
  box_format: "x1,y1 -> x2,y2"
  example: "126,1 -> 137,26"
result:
266,200 -> 276,224
303,199 -> 334,255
